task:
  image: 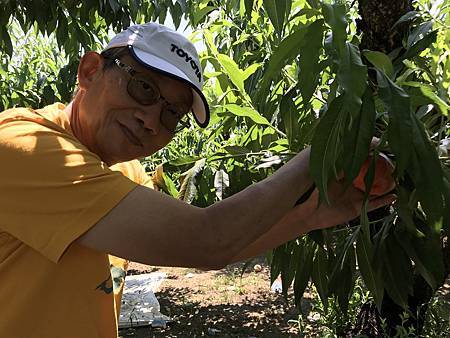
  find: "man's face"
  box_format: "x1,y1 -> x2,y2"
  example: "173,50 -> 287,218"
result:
74,52 -> 193,165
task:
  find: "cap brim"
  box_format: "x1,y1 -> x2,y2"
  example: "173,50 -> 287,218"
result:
130,46 -> 210,128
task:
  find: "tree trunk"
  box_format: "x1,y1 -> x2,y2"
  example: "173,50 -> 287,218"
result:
350,0 -> 442,335
356,0 -> 412,54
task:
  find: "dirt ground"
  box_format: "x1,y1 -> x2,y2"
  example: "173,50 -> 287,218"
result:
118,258 -> 310,337
118,259 -> 450,338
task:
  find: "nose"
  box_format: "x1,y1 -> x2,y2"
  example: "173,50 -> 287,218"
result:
134,104 -> 163,135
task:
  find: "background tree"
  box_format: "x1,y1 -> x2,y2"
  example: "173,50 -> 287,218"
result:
1,0 -> 449,335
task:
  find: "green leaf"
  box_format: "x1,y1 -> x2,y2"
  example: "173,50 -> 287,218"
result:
310,95 -> 346,204
363,50 -> 394,78
280,88 -> 299,148
263,0 -> 291,37
244,0 -> 254,19
224,104 -> 271,126
293,241 -> 315,308
214,169 -> 229,200
356,227 -> 384,310
400,30 -> 438,61
257,23 -> 309,98
168,155 -> 202,167
179,158 -> 206,203
343,89 -> 376,185
217,54 -> 246,96
109,0 -> 120,13
395,227 -> 444,290
0,26 -> 13,57
311,246 -> 329,310
193,6 -> 215,26
338,43 -> 368,116
402,81 -> 449,116
224,145 -> 251,155
380,235 -> 413,310
443,171 -> 450,231
329,243 -> 356,314
392,11 -> 420,29
407,21 -> 433,49
407,114 -> 444,226
242,63 -> 262,81
298,19 -> 325,104
322,2 -> 347,53
376,70 -> 413,176
281,242 -> 299,298
153,164 -> 179,198
171,2 -> 183,29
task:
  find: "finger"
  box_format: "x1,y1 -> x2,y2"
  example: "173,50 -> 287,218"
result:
367,193 -> 397,212
370,137 -> 380,150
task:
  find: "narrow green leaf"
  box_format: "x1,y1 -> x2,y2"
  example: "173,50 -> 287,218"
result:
109,0 -> 120,13
310,95 -> 346,204
270,244 -> 286,284
322,2 -> 347,53
311,246 -> 329,309
153,164 -> 179,198
407,114 -> 444,226
298,19 -> 325,104
244,0 -> 254,19
168,155 -> 202,167
193,6 -> 215,26
281,242 -> 299,298
401,30 -> 438,61
224,104 -> 271,126
376,70 -> 413,176
407,21 -> 433,49
257,24 -> 309,98
443,171 -> 450,231
294,241 -> 315,307
343,89 -> 376,185
242,63 -> 262,81
224,145 -> 251,155
402,81 -> 449,116
392,11 -> 420,29
395,227 -> 444,290
380,235 -> 413,310
363,50 -> 394,78
356,227 -> 384,310
217,54 -> 246,95
263,0 -> 291,37
0,26 -> 13,57
280,89 -> 298,148
338,43 -> 368,116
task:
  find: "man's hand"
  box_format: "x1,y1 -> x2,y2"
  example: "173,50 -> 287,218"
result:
300,178 -> 396,232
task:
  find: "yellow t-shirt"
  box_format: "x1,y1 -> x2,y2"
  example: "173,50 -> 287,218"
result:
0,103 -> 155,338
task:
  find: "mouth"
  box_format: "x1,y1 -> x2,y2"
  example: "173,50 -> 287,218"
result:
118,123 -> 143,147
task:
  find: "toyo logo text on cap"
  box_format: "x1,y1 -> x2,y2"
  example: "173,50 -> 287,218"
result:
170,44 -> 202,83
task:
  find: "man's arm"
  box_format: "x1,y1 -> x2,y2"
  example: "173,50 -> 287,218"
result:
76,148 -> 313,269
229,181 -> 396,264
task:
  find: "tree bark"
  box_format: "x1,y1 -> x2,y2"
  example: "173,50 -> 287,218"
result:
356,0 -> 412,54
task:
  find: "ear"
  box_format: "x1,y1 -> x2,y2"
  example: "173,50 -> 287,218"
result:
77,52 -> 105,91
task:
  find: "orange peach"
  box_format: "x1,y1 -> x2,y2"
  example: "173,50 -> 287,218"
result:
353,153 -> 395,196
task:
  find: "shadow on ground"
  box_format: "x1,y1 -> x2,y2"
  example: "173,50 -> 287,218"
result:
119,286 -> 301,337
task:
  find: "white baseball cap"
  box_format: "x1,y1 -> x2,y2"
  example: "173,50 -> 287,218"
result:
103,22 -> 210,128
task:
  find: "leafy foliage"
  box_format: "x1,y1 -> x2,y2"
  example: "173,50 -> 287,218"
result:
1,0 -> 449,331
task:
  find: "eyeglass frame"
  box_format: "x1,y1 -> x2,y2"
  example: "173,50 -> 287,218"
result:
106,57 -> 191,133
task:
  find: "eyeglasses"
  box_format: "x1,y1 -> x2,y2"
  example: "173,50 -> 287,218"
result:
110,58 -> 191,133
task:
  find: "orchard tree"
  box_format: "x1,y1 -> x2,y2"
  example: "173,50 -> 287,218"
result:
1,0 -> 449,335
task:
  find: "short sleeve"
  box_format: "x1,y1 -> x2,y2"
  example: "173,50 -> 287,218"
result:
0,113 -> 138,263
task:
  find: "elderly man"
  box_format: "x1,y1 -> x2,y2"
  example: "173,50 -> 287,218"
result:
0,23 -> 394,337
